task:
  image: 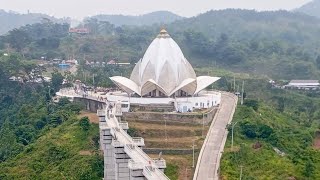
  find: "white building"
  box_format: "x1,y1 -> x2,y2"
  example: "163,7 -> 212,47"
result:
286,80 -> 320,90
108,29 -> 221,112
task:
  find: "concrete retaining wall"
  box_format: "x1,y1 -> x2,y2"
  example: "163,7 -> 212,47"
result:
123,107 -> 217,125
143,148 -> 200,155
72,97 -> 217,125
73,97 -> 105,112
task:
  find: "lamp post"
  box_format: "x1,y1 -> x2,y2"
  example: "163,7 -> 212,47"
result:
231,121 -> 238,150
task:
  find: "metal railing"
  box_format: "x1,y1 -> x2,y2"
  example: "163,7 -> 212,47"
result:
143,166 -> 169,180
153,159 -> 167,169
128,159 -> 144,170
132,137 -> 145,146
119,122 -> 129,130
106,104 -> 169,180
111,139 -> 122,147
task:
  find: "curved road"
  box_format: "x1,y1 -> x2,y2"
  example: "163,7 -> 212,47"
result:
194,92 -> 238,180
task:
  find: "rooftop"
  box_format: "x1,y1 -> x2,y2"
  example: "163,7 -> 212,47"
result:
289,80 -> 319,84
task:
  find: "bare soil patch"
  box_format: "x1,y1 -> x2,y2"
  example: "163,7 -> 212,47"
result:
78,111 -> 99,124
79,150 -> 93,156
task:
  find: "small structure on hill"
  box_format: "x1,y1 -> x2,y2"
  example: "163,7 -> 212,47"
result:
285,80 -> 320,90
69,28 -> 89,34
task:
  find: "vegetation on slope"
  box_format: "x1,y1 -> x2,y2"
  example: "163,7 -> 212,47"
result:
0,116 -> 103,179
0,54 -> 103,179
88,11 -> 184,27
220,79 -> 320,179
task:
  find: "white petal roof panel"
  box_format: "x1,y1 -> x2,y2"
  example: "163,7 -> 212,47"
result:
194,76 -> 221,94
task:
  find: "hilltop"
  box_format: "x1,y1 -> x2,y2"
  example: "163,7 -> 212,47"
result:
0,9 -> 68,35
295,0 -> 320,18
87,11 -> 184,26
2,9 -> 320,79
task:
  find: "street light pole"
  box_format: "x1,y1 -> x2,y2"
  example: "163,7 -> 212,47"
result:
192,140 -> 195,168
231,121 -> 238,150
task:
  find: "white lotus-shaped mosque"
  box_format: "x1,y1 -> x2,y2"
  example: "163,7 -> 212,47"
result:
110,29 -> 220,97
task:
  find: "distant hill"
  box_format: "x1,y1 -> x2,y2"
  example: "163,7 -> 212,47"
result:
2,9 -> 320,79
0,9 -> 68,35
88,11 -> 184,26
167,9 -> 320,79
295,0 -> 320,18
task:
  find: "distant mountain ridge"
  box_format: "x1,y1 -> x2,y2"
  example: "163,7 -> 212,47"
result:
0,9 -> 68,35
87,11 -> 184,26
295,0 -> 320,18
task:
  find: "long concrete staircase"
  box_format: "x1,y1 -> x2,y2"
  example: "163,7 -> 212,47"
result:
98,102 -> 169,180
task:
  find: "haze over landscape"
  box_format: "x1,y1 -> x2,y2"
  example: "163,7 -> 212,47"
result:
1,0 -> 313,19
1,0 -> 320,179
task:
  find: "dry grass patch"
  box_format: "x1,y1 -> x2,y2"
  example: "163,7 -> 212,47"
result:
129,121 -> 208,149
149,154 -> 195,180
79,150 -> 93,156
78,111 -> 99,124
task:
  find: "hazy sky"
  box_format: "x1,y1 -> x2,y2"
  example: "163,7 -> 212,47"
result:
1,0 -> 312,19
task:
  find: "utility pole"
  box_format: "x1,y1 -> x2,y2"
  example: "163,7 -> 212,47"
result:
239,165 -> 243,180
48,85 -> 51,98
92,74 -> 95,86
192,140 -> 195,168
231,121 -> 238,150
241,81 -> 244,105
164,115 -> 168,146
202,113 -> 205,138
233,76 -> 236,92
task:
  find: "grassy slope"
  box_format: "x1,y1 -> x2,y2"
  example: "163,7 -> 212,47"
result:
221,102 -> 320,179
0,117 -> 103,180
129,121 -> 205,179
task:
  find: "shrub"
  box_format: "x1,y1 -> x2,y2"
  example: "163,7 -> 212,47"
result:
79,117 -> 90,131
244,99 -> 259,111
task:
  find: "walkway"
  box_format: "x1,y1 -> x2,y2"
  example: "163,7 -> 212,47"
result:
193,92 -> 238,180
58,88 -> 168,179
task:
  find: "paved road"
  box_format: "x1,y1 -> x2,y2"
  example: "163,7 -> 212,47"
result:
194,92 -> 238,180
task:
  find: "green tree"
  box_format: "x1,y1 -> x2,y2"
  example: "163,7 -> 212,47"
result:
303,160 -> 315,178
0,120 -> 23,162
79,117 -> 90,131
244,99 -> 259,111
51,70 -> 64,92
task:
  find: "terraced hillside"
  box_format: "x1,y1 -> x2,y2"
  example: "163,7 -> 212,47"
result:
128,120 -> 210,179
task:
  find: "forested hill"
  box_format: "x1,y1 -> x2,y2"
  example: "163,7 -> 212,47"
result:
2,10 -> 320,79
87,11 -> 184,26
0,10 -> 68,35
295,0 -> 320,18
168,10 -> 320,79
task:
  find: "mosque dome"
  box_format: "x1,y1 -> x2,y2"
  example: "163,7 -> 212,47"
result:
110,29 -> 220,97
